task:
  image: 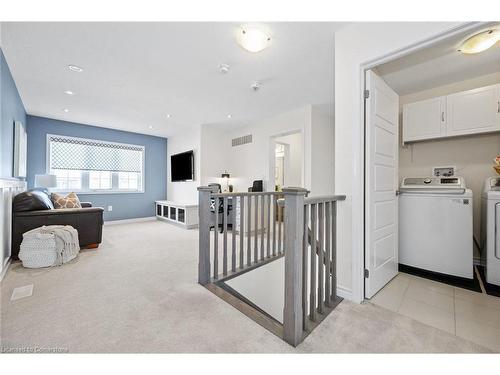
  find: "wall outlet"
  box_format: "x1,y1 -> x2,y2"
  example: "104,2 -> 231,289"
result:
107,205 -> 113,212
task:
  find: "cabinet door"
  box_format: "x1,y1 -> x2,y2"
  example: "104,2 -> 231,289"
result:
446,84 -> 500,137
403,97 -> 446,142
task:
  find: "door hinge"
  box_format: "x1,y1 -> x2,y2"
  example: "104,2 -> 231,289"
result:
364,90 -> 370,99
364,269 -> 370,278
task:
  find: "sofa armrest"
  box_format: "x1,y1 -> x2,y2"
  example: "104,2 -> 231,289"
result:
80,202 -> 93,208
14,207 -> 104,217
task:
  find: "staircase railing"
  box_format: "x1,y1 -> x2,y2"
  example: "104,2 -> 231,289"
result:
197,186 -> 345,347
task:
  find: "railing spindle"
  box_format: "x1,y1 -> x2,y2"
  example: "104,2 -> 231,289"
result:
278,203 -> 282,254
310,203 -> 317,321
325,201 -> 331,307
254,195 -> 259,262
331,201 -> 337,300
223,197 -> 228,275
231,197 -> 236,272
273,195 -> 277,256
266,194 -> 271,257
247,195 -> 252,266
318,202 -> 324,313
302,203 -> 309,328
260,194 -> 265,259
239,196 -> 244,269
214,197 -> 219,279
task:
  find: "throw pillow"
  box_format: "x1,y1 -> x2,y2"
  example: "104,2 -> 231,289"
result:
51,192 -> 82,209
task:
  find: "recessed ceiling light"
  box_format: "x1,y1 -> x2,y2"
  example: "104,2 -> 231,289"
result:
236,27 -> 271,53
227,114 -> 232,119
459,29 -> 500,54
63,109 -> 69,113
148,125 -> 154,129
68,65 -> 83,72
64,90 -> 75,95
166,114 -> 171,119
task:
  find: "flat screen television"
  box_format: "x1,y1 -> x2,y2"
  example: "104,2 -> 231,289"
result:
171,150 -> 194,181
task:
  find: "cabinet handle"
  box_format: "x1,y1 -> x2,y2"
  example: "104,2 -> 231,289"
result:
441,111 -> 445,122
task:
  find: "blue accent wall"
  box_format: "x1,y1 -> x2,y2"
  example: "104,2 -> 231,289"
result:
1,49 -> 27,178
26,115 -> 167,221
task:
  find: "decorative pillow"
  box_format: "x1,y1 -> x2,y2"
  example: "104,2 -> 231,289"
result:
51,192 -> 82,209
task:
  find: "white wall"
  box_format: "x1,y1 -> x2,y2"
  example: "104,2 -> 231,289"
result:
398,72 -> 500,243
275,132 -> 303,188
334,22 -> 467,302
311,106 -> 335,196
166,126 -> 201,204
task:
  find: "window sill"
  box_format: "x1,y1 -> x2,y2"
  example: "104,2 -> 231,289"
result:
50,189 -> 145,195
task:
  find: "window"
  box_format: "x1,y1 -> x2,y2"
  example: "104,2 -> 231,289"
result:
47,135 -> 145,193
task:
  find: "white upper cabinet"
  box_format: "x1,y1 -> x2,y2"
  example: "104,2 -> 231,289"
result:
446,84 -> 500,137
403,97 -> 446,142
403,83 -> 500,143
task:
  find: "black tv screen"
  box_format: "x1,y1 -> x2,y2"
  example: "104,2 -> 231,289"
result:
171,150 -> 194,181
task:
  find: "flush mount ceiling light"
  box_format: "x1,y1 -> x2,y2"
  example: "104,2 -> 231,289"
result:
458,29 -> 500,54
68,64 -> 83,72
64,90 -> 74,95
236,27 -> 271,53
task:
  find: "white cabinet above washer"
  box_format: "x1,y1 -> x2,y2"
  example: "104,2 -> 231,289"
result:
402,83 -> 500,143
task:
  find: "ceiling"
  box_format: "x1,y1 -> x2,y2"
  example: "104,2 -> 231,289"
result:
377,23 -> 500,96
1,22 -> 345,137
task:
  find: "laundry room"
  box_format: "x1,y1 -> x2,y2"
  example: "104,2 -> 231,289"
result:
363,24 -> 500,350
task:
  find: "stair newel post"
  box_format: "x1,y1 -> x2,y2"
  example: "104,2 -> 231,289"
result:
198,186 -> 212,285
282,187 -> 308,347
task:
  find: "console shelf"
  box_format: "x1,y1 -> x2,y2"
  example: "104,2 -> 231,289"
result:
155,200 -> 198,229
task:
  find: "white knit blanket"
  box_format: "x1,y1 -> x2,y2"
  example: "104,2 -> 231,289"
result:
20,225 -> 80,267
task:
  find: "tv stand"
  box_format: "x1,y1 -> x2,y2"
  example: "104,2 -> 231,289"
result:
155,201 -> 198,229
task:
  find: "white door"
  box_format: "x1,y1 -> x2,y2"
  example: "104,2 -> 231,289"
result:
402,96 -> 446,143
365,70 -> 399,299
446,84 -> 500,137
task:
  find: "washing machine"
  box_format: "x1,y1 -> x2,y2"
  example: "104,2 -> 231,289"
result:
481,177 -> 500,287
399,176 -> 473,279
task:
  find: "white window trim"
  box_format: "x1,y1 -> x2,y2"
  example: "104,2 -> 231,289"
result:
46,134 -> 146,195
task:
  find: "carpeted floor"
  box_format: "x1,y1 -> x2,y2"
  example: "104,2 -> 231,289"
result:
0,221 -> 490,353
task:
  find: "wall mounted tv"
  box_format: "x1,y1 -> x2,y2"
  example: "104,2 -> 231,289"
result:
171,150 -> 194,182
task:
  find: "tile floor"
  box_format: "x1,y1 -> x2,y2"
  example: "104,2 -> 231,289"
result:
370,272 -> 500,352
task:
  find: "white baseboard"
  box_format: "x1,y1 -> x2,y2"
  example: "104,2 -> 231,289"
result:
0,257 -> 12,282
104,216 -> 156,226
336,284 -> 353,301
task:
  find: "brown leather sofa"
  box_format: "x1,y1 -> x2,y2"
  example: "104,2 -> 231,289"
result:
12,190 -> 104,260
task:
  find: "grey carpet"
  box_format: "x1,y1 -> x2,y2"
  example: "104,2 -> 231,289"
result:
0,221 -> 490,353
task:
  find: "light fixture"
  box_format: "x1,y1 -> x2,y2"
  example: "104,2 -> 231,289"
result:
68,64 -> 83,72
219,63 -> 230,73
64,90 -> 74,95
148,125 -> 154,129
221,171 -> 231,192
236,27 -> 271,53
166,114 -> 171,119
459,29 -> 500,54
63,108 -> 69,113
227,114 -> 232,119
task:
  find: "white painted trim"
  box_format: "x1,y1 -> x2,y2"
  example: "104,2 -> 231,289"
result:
336,284 -> 352,301
104,216 -> 156,226
354,22 -> 486,304
0,257 -> 11,282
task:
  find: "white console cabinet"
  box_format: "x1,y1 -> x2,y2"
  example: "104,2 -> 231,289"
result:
155,200 -> 198,229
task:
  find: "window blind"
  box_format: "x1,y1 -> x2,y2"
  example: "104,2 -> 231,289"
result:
48,135 -> 144,173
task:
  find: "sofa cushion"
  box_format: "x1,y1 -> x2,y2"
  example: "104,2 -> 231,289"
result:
51,192 -> 82,209
13,190 -> 55,212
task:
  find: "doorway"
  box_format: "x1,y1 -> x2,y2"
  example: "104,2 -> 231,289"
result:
271,131 -> 304,191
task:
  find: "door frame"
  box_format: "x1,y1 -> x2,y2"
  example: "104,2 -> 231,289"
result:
354,22 -> 487,303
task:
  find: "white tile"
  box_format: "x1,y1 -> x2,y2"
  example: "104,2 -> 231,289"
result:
404,282 -> 454,313
10,284 -> 34,301
398,297 -> 455,334
455,298 -> 500,329
407,275 -> 454,297
370,274 -> 410,312
454,287 -> 500,311
456,317 -> 500,352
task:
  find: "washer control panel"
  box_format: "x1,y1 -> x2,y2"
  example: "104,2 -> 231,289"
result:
401,176 -> 466,192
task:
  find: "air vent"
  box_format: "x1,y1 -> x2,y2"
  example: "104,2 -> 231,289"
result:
232,134 -> 252,147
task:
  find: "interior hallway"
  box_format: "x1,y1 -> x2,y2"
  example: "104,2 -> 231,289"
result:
0,221 -> 491,353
